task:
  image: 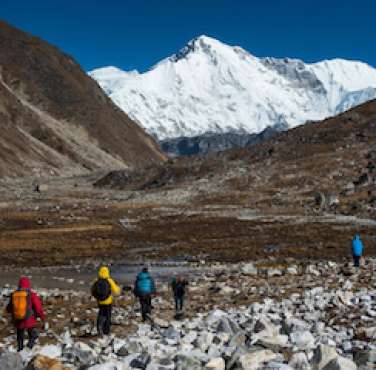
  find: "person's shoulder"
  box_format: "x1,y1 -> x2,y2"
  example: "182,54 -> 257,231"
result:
30,290 -> 40,299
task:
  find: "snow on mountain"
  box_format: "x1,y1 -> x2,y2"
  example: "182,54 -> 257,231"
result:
335,87 -> 376,114
90,36 -> 376,140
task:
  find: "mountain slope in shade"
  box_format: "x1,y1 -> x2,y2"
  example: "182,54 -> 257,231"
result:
0,20 -> 165,178
90,36 -> 376,140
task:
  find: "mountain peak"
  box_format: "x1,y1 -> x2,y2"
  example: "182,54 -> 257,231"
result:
170,35 -> 228,62
190,34 -> 222,47
90,38 -> 376,141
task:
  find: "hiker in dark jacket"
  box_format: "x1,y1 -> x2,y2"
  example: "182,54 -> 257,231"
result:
92,266 -> 120,336
352,234 -> 364,268
171,275 -> 188,312
7,277 -> 45,351
134,267 -> 156,322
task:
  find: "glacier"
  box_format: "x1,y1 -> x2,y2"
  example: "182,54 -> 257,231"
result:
90,35 -> 376,140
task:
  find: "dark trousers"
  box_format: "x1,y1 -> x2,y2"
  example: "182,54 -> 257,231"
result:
139,295 -> 152,321
353,255 -> 361,267
97,305 -> 112,335
175,295 -> 184,311
17,328 -> 38,351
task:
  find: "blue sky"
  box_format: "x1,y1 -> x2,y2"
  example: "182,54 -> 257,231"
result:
1,0 -> 376,72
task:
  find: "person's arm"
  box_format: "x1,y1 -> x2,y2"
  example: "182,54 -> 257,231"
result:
6,295 -> 12,314
170,278 -> 176,293
108,278 -> 121,296
151,278 -> 156,294
31,292 -> 45,321
91,280 -> 97,296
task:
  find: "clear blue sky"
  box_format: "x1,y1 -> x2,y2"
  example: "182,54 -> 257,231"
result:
2,0 -> 376,72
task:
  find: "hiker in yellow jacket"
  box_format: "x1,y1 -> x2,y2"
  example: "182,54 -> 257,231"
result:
91,266 -> 120,336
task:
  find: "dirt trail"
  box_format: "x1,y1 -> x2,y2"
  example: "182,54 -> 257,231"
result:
1,224 -> 113,236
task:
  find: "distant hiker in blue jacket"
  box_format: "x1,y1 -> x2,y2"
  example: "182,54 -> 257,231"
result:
352,234 -> 364,268
134,267 -> 156,322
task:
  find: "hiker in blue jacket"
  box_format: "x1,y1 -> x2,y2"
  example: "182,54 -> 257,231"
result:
134,267 -> 156,321
352,234 -> 364,268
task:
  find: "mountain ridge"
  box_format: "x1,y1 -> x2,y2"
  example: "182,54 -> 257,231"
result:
90,35 -> 376,141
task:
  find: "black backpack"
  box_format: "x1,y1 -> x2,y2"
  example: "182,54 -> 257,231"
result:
92,278 -> 111,301
175,282 -> 186,297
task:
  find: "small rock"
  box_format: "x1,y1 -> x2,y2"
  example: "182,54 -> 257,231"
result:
204,357 -> 225,370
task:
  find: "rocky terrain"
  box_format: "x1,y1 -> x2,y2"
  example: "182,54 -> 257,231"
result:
1,259 -> 376,369
0,20 -> 165,178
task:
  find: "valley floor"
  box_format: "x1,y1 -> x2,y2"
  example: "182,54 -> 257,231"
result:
0,172 -> 375,267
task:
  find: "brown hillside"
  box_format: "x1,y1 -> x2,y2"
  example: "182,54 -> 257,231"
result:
0,20 -> 165,178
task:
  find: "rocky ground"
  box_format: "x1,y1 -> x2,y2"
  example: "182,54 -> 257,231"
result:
1,259 -> 376,369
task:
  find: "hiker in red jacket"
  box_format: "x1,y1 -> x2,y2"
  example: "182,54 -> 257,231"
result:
7,277 -> 45,351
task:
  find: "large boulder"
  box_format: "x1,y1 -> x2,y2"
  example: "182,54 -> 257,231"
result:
0,352 -> 23,370
63,341 -> 97,367
241,263 -> 258,275
27,355 -> 63,370
88,363 -> 130,370
175,354 -> 202,370
257,334 -> 289,352
215,317 -> 241,335
290,330 -> 315,350
146,362 -> 174,370
130,353 -> 151,369
263,363 -> 294,370
354,349 -> 376,366
322,356 -> 357,370
37,345 -> 62,359
196,331 -> 214,352
288,352 -> 310,369
253,317 -> 280,337
237,350 -> 278,370
146,359 -> 174,370
282,317 -> 310,334
312,345 -> 338,370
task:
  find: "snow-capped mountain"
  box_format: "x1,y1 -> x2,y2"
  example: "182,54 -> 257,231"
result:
90,36 -> 376,140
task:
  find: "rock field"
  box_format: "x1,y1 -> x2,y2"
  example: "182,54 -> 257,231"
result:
1,259 -> 376,369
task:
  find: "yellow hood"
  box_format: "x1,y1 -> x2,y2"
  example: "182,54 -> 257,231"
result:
98,266 -> 110,279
